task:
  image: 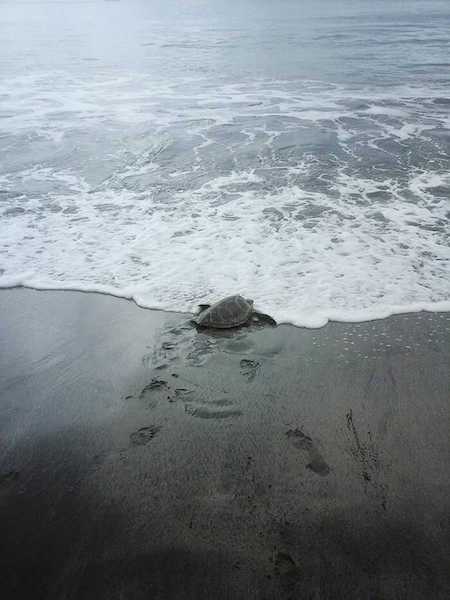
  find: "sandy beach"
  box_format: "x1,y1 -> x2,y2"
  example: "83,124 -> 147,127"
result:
1,288 -> 449,599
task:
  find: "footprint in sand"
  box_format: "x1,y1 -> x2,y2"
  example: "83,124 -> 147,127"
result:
130,425 -> 161,446
139,378 -> 169,402
286,428 -> 330,476
164,387 -> 195,403
240,359 -> 261,381
273,550 -> 298,577
0,471 -> 20,490
270,550 -> 301,594
174,388 -> 194,398
185,399 -> 242,420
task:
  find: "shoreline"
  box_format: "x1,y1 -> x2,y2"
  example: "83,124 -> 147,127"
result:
1,288 -> 449,599
1,282 -> 450,328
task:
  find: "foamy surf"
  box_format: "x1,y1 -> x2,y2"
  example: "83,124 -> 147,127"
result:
0,75 -> 449,327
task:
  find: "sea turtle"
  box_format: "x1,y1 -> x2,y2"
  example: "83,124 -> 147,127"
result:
193,295 -> 276,329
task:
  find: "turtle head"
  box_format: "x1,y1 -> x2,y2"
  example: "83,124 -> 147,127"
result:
246,298 -> 254,307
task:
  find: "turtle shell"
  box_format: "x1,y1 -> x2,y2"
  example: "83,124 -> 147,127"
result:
196,295 -> 253,329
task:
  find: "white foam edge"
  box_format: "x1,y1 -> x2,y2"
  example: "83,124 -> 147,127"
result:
0,275 -> 178,314
1,275 -> 449,328
274,302 -> 450,329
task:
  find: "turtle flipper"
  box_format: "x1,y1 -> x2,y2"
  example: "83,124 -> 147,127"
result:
197,304 -> 211,314
253,312 -> 277,327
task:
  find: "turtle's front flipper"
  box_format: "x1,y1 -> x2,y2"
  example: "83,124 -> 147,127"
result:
254,312 -> 277,327
197,304 -> 211,314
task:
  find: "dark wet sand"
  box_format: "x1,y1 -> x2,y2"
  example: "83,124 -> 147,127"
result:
1,288 -> 449,599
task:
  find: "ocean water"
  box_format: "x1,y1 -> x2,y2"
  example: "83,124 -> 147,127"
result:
0,0 -> 449,327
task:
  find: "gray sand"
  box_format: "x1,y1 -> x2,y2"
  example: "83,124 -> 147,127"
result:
0,288 -> 449,599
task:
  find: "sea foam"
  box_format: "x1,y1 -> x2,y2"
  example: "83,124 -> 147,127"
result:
0,75 -> 449,327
